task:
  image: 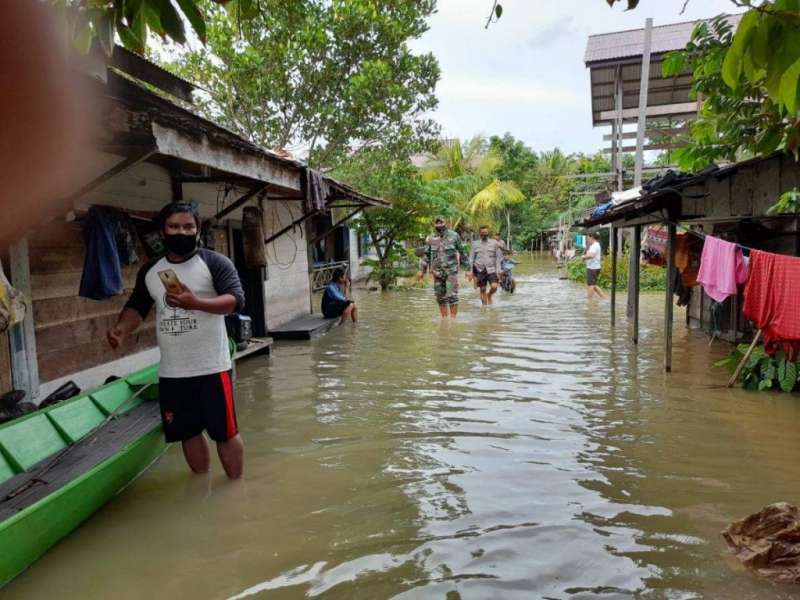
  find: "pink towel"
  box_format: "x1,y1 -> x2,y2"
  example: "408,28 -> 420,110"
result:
697,236 -> 747,303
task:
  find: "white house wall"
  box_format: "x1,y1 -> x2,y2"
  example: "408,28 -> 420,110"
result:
263,200 -> 311,329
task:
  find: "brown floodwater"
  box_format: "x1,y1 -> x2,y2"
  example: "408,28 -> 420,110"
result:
7,256 -> 800,599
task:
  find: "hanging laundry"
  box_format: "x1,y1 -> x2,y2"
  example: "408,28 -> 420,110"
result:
696,235 -> 747,303
108,209 -> 138,265
743,249 -> 800,356
79,206 -> 124,300
642,226 -> 668,266
675,232 -> 702,287
303,168 -> 329,213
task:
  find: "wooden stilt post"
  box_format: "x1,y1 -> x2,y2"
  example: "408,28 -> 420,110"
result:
664,223 -> 676,372
610,226 -> 618,326
632,224 -> 642,344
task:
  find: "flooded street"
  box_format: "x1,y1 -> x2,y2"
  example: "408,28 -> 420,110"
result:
9,257 -> 800,599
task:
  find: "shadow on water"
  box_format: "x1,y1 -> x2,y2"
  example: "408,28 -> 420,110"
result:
7,256 -> 800,599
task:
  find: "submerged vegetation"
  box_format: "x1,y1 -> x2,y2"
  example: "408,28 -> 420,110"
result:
715,345 -> 800,393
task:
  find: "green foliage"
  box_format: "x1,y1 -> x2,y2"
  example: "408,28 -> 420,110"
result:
172,0 -> 440,166
714,344 -> 800,392
767,187 -> 800,215
58,0 -> 215,54
659,5 -> 800,170
362,247 -> 416,290
565,253 -> 665,291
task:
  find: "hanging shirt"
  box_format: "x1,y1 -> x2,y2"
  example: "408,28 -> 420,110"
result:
125,249 -> 244,379
696,236 -> 747,303
586,241 -> 602,270
743,249 -> 800,356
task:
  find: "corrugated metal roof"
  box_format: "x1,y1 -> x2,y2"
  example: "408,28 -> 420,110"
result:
584,14 -> 742,65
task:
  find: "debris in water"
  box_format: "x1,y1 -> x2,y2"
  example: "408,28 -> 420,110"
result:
722,502 -> 800,583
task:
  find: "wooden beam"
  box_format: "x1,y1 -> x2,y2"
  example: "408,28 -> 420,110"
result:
307,208 -> 364,246
603,142 -> 682,154
598,102 -> 699,122
603,127 -> 690,141
632,224 -> 641,344
610,226 -> 618,327
63,147 -> 155,203
213,184 -> 269,221
264,211 -> 318,246
110,46 -> 195,104
664,223 -> 676,372
615,65 -> 624,192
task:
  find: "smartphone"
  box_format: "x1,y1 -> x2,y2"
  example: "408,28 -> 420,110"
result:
157,269 -> 183,294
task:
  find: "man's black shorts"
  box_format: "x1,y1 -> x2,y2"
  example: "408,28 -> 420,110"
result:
159,371 -> 238,443
474,269 -> 499,288
322,299 -> 352,319
587,268 -> 601,286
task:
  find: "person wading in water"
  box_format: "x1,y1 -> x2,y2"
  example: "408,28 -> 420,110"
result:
471,225 -> 504,305
107,202 -> 246,479
417,216 -> 470,319
582,231 -> 606,300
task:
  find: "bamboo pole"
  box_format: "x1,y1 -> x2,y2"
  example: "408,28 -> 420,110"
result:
727,330 -> 763,388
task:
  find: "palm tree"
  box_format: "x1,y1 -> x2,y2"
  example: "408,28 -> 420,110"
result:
420,136 -> 522,237
466,180 -> 525,246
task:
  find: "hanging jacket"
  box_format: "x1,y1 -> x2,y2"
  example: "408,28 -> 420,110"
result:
79,206 -> 124,300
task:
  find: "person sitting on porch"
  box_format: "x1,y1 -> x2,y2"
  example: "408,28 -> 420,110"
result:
322,268 -> 358,324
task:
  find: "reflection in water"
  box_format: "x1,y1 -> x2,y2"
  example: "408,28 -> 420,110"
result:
7,257 -> 800,599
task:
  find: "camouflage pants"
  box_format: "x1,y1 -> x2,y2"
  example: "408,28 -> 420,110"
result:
433,272 -> 459,305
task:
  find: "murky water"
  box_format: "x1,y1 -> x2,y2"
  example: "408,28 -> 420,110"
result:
8,257 -> 800,599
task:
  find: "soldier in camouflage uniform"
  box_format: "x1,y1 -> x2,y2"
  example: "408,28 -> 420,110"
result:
416,216 -> 471,318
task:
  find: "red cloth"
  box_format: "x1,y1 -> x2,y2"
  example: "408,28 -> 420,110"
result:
743,249 -> 800,356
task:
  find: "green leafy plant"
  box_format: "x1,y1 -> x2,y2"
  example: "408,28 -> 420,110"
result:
714,344 -> 800,392
56,0 -> 229,54
362,246 -> 417,291
767,187 -> 800,215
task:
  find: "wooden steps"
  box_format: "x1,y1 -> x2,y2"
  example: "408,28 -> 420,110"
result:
268,314 -> 338,340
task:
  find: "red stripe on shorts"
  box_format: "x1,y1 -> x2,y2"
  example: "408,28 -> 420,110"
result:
220,371 -> 237,439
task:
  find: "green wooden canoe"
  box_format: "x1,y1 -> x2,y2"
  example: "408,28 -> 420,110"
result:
0,365 -> 166,586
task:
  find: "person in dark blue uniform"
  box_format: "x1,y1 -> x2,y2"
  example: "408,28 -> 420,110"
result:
321,268 -> 358,324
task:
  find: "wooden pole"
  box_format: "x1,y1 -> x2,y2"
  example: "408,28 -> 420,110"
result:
632,224 -> 641,344
634,18 -> 653,188
614,66 -> 624,192
664,223 -> 676,372
727,330 -> 763,387
610,226 -> 618,326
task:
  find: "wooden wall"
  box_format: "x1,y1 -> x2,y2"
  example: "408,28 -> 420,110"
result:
29,219 -> 156,384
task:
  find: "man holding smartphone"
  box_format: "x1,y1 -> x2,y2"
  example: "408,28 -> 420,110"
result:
107,202 -> 246,479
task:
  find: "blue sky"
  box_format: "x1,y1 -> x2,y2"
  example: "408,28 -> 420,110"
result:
410,0 -> 738,155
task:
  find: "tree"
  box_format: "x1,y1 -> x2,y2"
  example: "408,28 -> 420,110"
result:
172,0 -> 440,167
331,143 -> 451,290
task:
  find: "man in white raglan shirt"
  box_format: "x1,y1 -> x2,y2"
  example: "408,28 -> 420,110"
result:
582,231 -> 606,300
107,202 -> 246,479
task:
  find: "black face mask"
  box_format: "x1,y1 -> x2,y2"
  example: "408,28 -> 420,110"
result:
480,234 -> 488,240
164,233 -> 198,256
435,225 -> 446,234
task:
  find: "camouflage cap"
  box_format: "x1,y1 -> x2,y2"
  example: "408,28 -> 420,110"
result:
434,215 -> 445,223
